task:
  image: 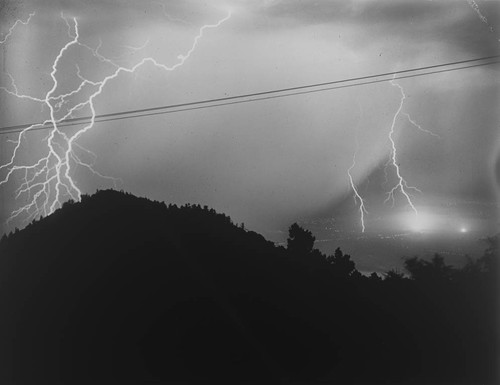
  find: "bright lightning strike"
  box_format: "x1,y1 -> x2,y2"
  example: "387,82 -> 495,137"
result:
0,10 -> 231,226
383,76 -> 421,215
348,85 -> 437,233
348,78 -> 438,233
347,135 -> 367,233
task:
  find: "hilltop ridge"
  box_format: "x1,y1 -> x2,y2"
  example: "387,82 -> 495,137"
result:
0,190 -> 496,384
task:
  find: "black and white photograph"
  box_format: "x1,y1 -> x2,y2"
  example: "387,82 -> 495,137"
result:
0,0 -> 499,383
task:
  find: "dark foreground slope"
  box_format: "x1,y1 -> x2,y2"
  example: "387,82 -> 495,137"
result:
0,190 -> 497,384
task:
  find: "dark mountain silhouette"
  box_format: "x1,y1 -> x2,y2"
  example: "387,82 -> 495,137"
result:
0,189 -> 497,384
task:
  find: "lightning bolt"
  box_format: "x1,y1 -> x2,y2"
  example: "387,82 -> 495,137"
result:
158,2 -> 192,26
345,104 -> 367,233
347,135 -> 367,233
380,110 -> 439,185
466,0 -> 495,34
383,76 -> 421,215
121,39 -> 150,55
0,12 -> 35,44
349,77 -> 437,232
0,10 -> 231,226
403,113 -> 441,139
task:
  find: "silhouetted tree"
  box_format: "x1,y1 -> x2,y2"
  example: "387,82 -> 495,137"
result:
480,233 -> 499,274
286,223 -> 315,255
455,255 -> 483,281
326,247 -> 356,278
384,269 -> 406,281
404,254 -> 454,283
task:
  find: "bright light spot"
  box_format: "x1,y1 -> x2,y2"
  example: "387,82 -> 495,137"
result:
400,211 -> 438,233
395,208 -> 472,235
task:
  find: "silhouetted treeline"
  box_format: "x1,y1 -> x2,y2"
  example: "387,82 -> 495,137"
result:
0,190 -> 497,384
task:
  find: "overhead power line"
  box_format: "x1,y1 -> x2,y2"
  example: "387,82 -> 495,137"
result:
0,55 -> 498,135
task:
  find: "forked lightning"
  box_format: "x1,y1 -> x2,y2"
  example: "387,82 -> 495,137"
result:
0,10 -> 231,225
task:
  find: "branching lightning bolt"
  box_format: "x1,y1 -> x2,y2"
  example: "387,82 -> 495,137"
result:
0,12 -> 35,44
381,111 -> 439,186
0,10 -> 231,226
383,76 -> 421,215
352,77 -> 436,232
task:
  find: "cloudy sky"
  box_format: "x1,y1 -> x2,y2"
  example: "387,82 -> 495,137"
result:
0,0 -> 499,266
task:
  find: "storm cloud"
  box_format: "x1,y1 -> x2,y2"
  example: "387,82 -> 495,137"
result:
0,0 -> 498,238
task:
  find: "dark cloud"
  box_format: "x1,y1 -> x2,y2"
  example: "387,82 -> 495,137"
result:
258,0 -> 500,57
6,0 -> 224,30
1,0 -> 498,243
262,0 -> 441,25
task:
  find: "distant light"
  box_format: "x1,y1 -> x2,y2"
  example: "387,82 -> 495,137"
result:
460,227 -> 468,233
